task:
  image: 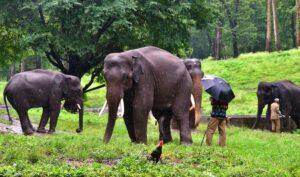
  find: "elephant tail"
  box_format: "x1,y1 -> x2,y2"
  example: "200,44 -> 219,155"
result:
3,88 -> 13,123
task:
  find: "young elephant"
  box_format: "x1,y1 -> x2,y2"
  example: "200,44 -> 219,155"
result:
3,69 -> 84,135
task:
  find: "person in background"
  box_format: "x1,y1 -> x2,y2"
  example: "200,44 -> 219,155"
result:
270,98 -> 281,133
206,97 -> 228,147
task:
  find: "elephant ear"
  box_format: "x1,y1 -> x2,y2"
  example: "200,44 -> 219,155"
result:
62,76 -> 73,96
132,56 -> 144,83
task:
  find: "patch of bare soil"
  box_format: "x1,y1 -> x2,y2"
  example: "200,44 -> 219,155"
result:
0,115 -> 64,135
0,115 -> 25,134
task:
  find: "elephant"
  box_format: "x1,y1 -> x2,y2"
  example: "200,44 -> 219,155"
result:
171,58 -> 204,130
103,46 -> 193,144
253,80 -> 300,132
3,69 -> 84,135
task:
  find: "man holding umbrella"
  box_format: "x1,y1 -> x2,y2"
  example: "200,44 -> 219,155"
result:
206,97 -> 228,147
201,75 -> 235,147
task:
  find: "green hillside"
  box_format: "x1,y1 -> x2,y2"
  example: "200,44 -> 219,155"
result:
201,49 -> 300,115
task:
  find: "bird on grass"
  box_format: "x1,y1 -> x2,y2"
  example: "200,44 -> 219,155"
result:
148,140 -> 164,163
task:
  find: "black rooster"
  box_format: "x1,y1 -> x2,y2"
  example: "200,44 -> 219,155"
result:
148,140 -> 164,163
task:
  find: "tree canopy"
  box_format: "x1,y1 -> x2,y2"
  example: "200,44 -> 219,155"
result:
0,0 -> 210,91
190,0 -> 297,59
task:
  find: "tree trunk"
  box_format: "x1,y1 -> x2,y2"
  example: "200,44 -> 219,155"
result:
20,60 -> 26,72
205,29 -> 213,57
272,0 -> 281,50
35,56 -> 42,69
7,63 -> 16,80
232,0 -> 239,58
296,0 -> 300,46
213,21 -> 222,60
292,13 -> 297,48
220,0 -> 240,57
266,0 -> 272,52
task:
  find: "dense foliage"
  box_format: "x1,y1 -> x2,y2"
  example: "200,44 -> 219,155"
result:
0,0 -> 210,90
0,26 -> 27,66
191,0 -> 297,59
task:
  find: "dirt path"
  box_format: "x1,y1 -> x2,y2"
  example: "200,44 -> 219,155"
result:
0,115 -> 67,135
0,115 -> 27,134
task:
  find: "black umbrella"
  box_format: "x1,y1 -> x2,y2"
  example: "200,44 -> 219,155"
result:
201,75 -> 235,103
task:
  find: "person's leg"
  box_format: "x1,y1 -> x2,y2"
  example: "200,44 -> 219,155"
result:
206,118 -> 218,146
275,119 -> 280,133
218,119 -> 226,147
271,120 -> 275,132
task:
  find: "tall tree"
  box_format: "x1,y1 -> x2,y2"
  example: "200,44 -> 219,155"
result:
212,20 -> 223,59
272,0 -> 281,50
0,0 -> 210,92
220,0 -> 240,57
296,0 -> 300,46
266,0 -> 272,51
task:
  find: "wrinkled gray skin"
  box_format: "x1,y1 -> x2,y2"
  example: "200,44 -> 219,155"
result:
253,80 -> 300,132
183,58 -> 204,128
103,46 -> 193,144
3,69 -> 84,135
171,58 -> 204,131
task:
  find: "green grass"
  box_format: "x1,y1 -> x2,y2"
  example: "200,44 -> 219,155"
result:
201,49 -> 300,115
0,108 -> 299,176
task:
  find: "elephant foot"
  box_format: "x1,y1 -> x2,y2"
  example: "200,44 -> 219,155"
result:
163,138 -> 173,144
159,135 -> 173,144
76,128 -> 82,133
37,128 -> 47,133
47,129 -> 55,134
23,129 -> 34,136
180,139 -> 192,145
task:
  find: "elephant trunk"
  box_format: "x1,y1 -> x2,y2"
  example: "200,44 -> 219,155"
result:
191,73 -> 202,127
253,101 -> 265,129
103,85 -> 123,143
257,101 -> 265,120
76,99 -> 84,133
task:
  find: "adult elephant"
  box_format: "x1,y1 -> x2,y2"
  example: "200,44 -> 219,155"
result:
3,69 -> 84,135
172,58 -> 204,130
103,46 -> 193,144
253,80 -> 300,131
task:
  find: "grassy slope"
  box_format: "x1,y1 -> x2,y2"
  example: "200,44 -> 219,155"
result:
201,49 -> 300,115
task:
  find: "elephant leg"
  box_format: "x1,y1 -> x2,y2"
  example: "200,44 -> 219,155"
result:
131,85 -> 153,144
123,91 -> 136,142
172,97 -> 192,144
266,104 -> 271,131
285,107 -> 292,132
16,109 -> 34,135
161,114 -> 172,143
152,110 -> 172,143
48,104 -> 61,134
132,107 -> 150,144
37,107 -> 50,133
132,93 -> 152,144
